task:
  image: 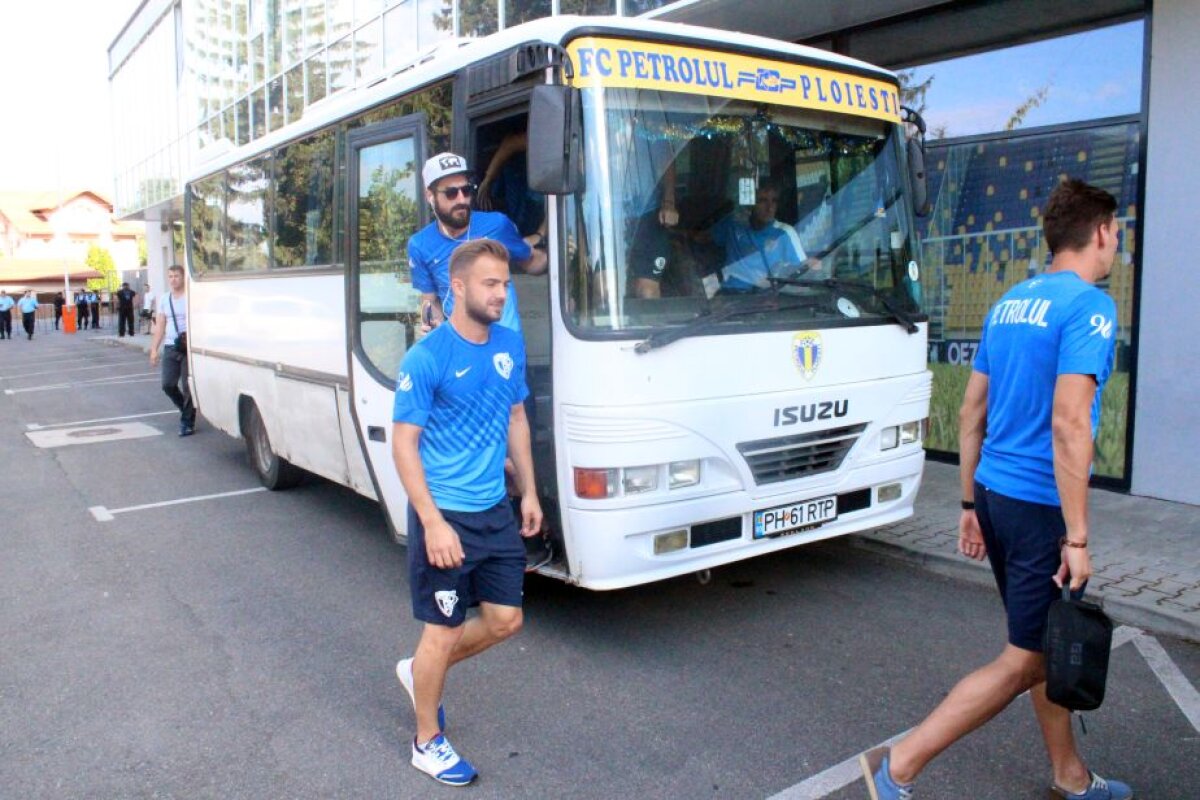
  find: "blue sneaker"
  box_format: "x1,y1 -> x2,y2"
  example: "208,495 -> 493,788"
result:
859,746 -> 914,800
411,733 -> 477,786
397,657 -> 446,731
1050,771 -> 1133,799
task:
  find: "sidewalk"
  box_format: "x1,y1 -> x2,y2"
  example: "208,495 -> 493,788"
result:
856,460 -> 1200,643
92,332 -> 1200,642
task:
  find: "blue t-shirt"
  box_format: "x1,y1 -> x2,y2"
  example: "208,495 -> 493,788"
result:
407,211 -> 532,332
17,296 -> 39,313
0,296 -> 14,312
711,213 -> 807,291
973,271 -> 1117,506
393,322 -> 529,512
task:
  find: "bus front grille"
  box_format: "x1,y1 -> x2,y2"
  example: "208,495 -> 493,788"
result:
736,424 -> 867,485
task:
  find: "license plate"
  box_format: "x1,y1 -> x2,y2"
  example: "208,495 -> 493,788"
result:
753,495 -> 837,539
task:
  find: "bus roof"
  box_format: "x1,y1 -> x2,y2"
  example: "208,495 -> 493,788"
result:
189,14 -> 899,180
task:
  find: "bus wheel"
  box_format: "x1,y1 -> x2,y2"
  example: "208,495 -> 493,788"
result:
243,402 -> 304,490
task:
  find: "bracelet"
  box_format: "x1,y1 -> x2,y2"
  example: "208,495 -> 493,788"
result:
960,500 -> 975,511
1060,538 -> 1089,549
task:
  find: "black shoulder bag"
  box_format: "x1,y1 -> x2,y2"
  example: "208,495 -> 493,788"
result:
1043,585 -> 1113,711
168,295 -> 188,357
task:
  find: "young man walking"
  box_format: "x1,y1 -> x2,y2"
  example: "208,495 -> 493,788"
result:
391,238 -> 542,787
861,178 -> 1131,800
149,265 -> 196,436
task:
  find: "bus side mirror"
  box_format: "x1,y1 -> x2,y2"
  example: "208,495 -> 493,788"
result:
907,137 -> 931,217
528,84 -> 585,195
902,106 -> 931,218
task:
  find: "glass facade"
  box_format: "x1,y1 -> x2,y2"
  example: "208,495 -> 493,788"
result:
109,0 -> 674,220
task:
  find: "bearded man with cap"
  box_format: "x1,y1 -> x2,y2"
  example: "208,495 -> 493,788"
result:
410,152 -> 547,333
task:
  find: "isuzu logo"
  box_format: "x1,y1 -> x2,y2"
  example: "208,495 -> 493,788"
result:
773,400 -> 849,427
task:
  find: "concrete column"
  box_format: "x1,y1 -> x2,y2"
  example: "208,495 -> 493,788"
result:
1132,0 -> 1200,504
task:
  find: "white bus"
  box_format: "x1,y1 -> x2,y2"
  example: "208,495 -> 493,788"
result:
184,16 -> 933,590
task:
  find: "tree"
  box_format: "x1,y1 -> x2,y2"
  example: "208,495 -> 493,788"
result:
1004,84 -> 1051,131
137,237 -> 148,267
84,244 -> 119,293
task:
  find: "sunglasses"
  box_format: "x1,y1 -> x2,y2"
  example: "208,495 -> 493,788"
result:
434,183 -> 476,200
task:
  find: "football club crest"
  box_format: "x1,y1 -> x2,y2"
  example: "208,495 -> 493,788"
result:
397,372 -> 413,392
792,331 -> 822,380
493,352 -> 514,380
434,590 -> 459,618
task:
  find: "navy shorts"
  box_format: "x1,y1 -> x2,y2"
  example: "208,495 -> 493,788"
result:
408,501 -> 525,627
975,482 -> 1085,652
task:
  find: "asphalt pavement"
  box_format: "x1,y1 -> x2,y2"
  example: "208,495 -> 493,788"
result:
2,330 -> 1197,799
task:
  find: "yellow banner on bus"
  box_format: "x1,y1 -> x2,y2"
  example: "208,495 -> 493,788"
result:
566,38 -> 902,125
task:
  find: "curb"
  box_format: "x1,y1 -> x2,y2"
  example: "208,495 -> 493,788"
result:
849,535 -> 1199,644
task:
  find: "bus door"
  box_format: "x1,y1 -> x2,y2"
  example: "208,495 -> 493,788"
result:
346,115 -> 427,539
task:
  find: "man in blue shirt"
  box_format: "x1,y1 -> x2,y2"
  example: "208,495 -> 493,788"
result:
17,291 -> 39,339
392,238 -> 542,787
410,152 -> 546,333
862,179 -> 1130,800
0,290 -> 14,339
710,182 -> 819,292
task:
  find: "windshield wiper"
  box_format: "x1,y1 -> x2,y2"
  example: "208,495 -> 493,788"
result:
770,277 -> 920,334
634,297 -> 818,354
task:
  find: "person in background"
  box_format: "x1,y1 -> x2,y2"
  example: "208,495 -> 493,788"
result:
859,178 -> 1130,800
141,284 -> 155,334
87,288 -> 100,329
18,290 -> 39,340
116,282 -> 137,337
53,291 -> 65,330
0,290 -> 13,339
409,152 -> 546,334
76,289 -> 89,331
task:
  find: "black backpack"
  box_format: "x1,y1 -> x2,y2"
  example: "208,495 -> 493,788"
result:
1044,586 -> 1113,711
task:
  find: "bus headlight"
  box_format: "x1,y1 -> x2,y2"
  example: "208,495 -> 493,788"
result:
880,419 -> 926,451
668,460 -> 701,489
622,465 -> 659,495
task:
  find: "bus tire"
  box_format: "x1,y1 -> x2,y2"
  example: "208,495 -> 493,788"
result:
243,402 -> 304,490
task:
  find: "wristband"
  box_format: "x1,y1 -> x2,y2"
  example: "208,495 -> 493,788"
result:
960,500 -> 975,511
1060,538 -> 1088,549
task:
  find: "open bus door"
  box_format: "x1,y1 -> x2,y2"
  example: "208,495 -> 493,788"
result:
345,115 -> 428,541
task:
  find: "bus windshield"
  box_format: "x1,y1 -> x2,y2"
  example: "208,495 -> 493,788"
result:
563,87 -> 926,334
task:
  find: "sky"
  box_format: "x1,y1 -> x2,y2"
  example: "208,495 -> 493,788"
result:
908,21 -> 1144,140
0,1 -> 140,197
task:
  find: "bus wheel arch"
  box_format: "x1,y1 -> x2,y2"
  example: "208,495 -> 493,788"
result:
239,396 -> 304,490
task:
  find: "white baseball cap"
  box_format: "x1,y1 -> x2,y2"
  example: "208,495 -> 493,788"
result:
422,152 -> 470,189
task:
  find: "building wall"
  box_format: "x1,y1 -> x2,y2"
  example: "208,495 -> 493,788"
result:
1132,0 -> 1200,504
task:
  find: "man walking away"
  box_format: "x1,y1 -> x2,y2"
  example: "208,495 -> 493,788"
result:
116,282 -> 137,337
149,265 -> 195,436
860,178 -> 1130,800
392,239 -> 542,787
0,290 -> 13,339
76,290 -> 88,331
18,291 -> 39,340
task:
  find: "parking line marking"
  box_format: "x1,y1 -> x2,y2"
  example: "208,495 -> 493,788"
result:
1,362 -> 144,380
28,410 -> 177,431
765,729 -> 913,800
1132,633 -> 1200,733
27,422 -> 163,448
5,374 -> 157,394
89,487 -> 268,522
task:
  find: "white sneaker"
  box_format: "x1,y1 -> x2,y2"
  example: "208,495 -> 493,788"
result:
411,733 -> 477,786
396,657 -> 446,731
